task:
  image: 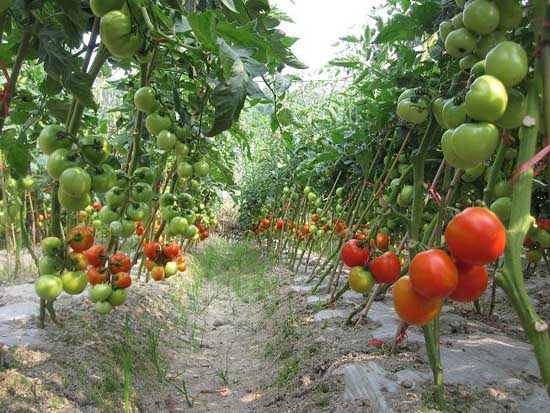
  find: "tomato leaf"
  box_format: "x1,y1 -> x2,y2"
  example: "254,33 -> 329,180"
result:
188,11 -> 219,51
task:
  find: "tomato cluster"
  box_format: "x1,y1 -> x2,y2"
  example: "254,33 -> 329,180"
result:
393,207 -> 506,326
143,241 -> 187,281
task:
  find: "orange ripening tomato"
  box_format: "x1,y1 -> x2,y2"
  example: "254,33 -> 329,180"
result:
392,276 -> 443,326
68,252 -> 88,271
77,210 -> 88,222
369,252 -> 401,284
311,214 -> 319,223
163,242 -> 180,260
409,249 -> 458,299
444,207 -> 506,265
177,262 -> 187,272
144,259 -> 156,271
112,271 -> 132,289
262,218 -> 271,226
376,232 -> 390,252
355,233 -> 367,241
449,260 -> 488,302
92,201 -> 102,211
67,225 -> 94,252
151,265 -> 165,281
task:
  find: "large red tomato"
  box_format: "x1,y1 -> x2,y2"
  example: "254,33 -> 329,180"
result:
112,271 -> 132,289
340,239 -> 370,267
67,226 -> 94,252
445,207 -> 506,265
409,249 -> 458,299
449,260 -> 488,302
163,242 -> 181,260
392,276 -> 443,326
84,245 -> 107,267
110,252 -> 132,274
87,266 -> 110,285
143,242 -> 161,260
369,252 -> 401,284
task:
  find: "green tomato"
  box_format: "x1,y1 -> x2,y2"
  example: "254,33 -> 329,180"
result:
132,167 -> 154,185
496,88 -> 527,129
445,28 -> 476,58
441,129 -> 476,169
475,31 -> 508,58
90,0 -> 124,17
165,261 -> 178,277
92,219 -> 102,229
335,187 -> 345,198
442,99 -> 466,129
35,275 -> 63,301
455,0 -> 465,8
90,164 -> 116,193
485,41 -> 528,87
41,236 -> 63,256
108,289 -> 127,307
162,205 -> 181,221
46,148 -> 80,180
490,197 -> 512,223
174,142 -> 190,157
58,190 -> 91,211
182,209 -> 196,224
184,224 -> 198,239
146,112 -> 171,136
307,192 -> 317,202
461,163 -> 485,182
120,219 -> 136,238
463,0 -> 500,35
169,217 -> 189,235
156,130 -> 177,150
494,180 -> 513,198
459,54 -> 480,72
80,135 -> 110,165
496,0 -> 522,31
133,86 -> 159,114
59,167 -> 92,197
61,271 -> 88,295
38,125 -> 71,155
115,170 -> 131,188
126,202 -> 147,221
470,60 -> 486,76
19,176 -> 35,191
159,193 -> 177,208
503,147 -> 517,160
178,192 -> 194,208
452,122 -> 499,166
106,186 -> 128,208
451,13 -> 464,29
465,75 -> 508,122
100,11 -> 143,58
531,229 -> 550,248
439,21 -> 453,43
95,301 -> 114,314
431,97 -> 448,129
399,185 -> 414,206
109,220 -> 123,236
130,182 -> 153,203
193,160 -> 210,177
39,255 -> 64,275
99,205 -> 120,224
177,161 -> 193,178
397,97 -> 429,124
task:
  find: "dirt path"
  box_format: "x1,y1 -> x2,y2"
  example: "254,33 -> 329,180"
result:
0,239 -> 549,412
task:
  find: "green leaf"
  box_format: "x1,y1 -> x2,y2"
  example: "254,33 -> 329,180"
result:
188,11 -> 218,51
63,72 -> 98,109
278,108 -> 292,126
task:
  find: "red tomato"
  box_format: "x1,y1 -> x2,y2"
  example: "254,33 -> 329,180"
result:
369,252 -> 401,284
340,239 -> 370,267
449,260 -> 488,302
262,218 -> 271,226
87,266 -> 110,285
177,262 -> 187,272
110,253 -> 132,274
537,219 -> 550,230
335,220 -> 345,233
136,225 -> 145,235
143,242 -> 161,260
67,225 -> 94,252
303,224 -> 310,234
151,265 -> 165,281
276,219 -> 284,230
355,233 -> 367,241
92,201 -> 102,211
198,223 -> 206,233
392,276 -> 443,326
85,245 -> 108,267
409,249 -> 458,299
376,232 -> 390,252
112,271 -> 132,289
200,231 -> 209,240
445,207 -> 506,265
163,242 -> 180,260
